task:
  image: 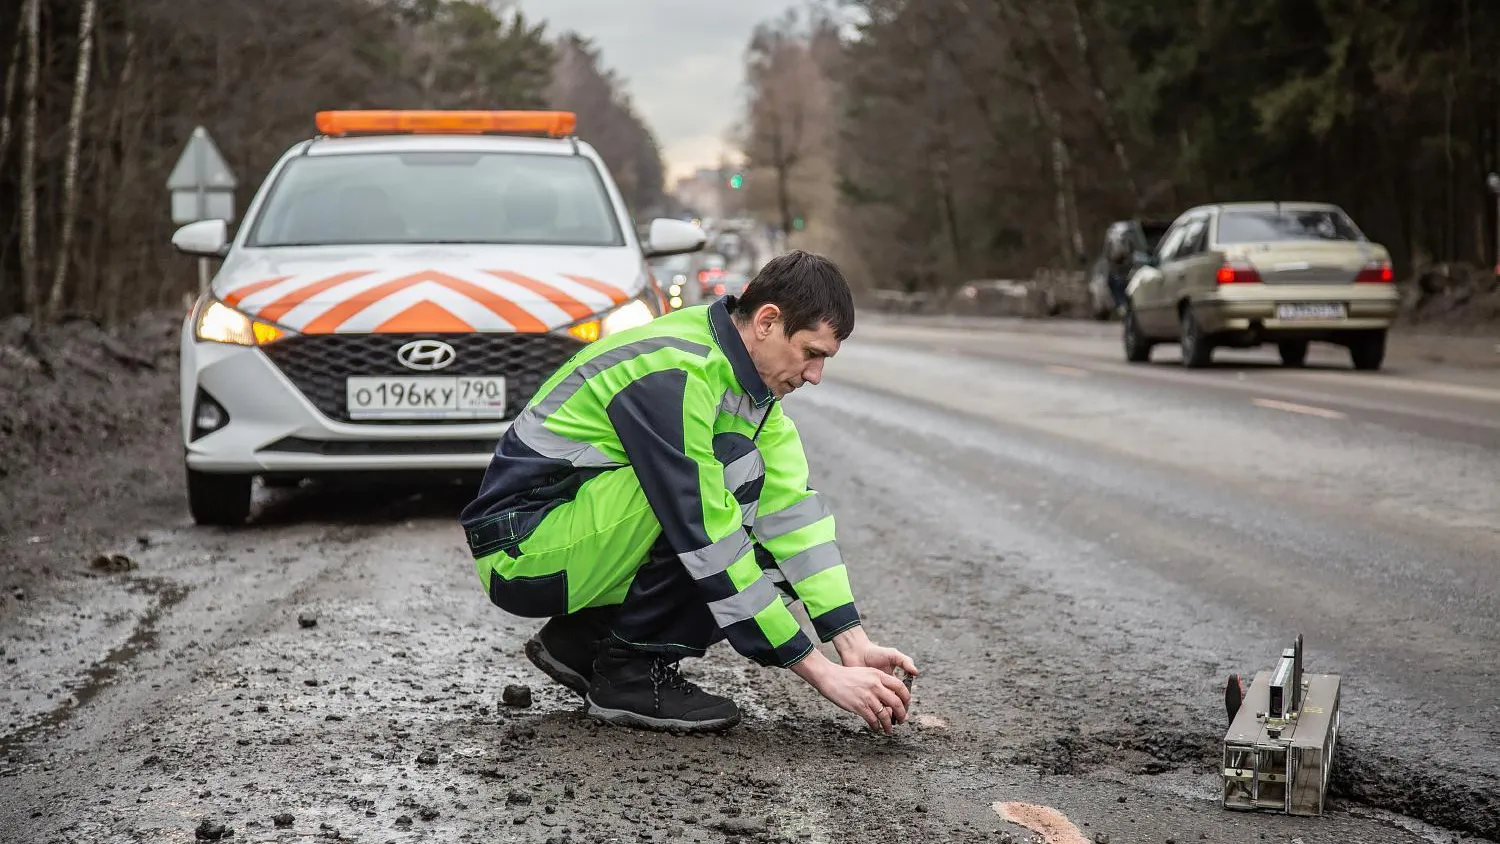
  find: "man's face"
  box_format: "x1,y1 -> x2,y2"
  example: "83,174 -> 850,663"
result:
749,312 -> 842,399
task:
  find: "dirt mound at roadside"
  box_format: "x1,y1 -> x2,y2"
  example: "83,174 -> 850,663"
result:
1398,262 -> 1500,331
0,310 -> 183,543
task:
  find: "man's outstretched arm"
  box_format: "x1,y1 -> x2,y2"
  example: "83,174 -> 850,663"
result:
750,404 -> 861,640
753,403 -> 921,733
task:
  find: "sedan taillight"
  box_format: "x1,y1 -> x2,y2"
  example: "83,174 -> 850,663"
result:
1354,260 -> 1394,283
1216,261 -> 1262,284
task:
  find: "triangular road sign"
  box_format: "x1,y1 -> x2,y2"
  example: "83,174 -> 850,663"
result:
167,126 -> 236,191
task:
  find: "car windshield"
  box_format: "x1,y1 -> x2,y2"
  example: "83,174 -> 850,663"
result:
248,151 -> 623,247
1216,208 -> 1363,244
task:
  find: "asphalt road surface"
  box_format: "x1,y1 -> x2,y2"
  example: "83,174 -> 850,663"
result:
2,317 -> 1497,844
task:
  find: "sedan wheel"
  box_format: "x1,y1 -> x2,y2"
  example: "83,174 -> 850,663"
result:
1123,309 -> 1153,363
1180,307 -> 1214,369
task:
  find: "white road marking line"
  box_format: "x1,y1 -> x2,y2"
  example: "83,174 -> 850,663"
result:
1251,397 -> 1347,419
992,802 -> 1090,844
1045,365 -> 1091,378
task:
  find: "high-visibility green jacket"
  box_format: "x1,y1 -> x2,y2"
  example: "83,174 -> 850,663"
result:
460,295 -> 861,668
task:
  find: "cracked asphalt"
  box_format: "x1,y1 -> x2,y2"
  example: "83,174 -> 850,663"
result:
2,316 -> 1498,843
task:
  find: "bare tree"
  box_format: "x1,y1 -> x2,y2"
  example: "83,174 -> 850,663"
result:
1065,0 -> 1138,206
742,11 -> 834,236
0,0 -> 571,323
547,34 -> 665,216
0,11 -> 24,170
18,0 -> 39,316
47,0 -> 98,319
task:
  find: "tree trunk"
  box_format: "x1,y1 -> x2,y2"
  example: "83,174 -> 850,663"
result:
1065,0 -> 1139,206
19,0 -> 41,317
768,98 -> 798,236
103,26 -> 139,327
0,9 -> 26,170
47,0 -> 100,320
775,152 -> 794,237
1028,79 -> 1079,268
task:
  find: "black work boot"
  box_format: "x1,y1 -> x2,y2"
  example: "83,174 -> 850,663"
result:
584,642 -> 741,732
523,607 -> 616,696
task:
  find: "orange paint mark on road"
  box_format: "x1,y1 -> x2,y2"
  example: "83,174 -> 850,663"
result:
992,802 -> 1090,844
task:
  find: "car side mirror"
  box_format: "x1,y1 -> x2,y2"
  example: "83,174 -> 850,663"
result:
642,218 -> 707,259
172,219 -> 230,258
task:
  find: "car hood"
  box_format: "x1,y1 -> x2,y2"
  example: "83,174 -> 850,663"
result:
212,244 -> 647,334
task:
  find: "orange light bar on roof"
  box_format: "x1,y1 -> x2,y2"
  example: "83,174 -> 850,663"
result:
315,110 -> 577,138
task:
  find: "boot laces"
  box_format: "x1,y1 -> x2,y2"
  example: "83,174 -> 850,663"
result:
649,657 -> 694,710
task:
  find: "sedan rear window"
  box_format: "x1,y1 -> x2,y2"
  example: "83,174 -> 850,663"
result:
248,151 -> 624,248
1216,208 -> 1363,244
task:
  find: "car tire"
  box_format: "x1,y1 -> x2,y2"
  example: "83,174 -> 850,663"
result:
1277,341 -> 1309,367
1179,305 -> 1214,369
1349,330 -> 1386,371
187,468 -> 253,526
1123,308 -> 1154,363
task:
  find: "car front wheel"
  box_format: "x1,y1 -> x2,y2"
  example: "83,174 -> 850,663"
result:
187,468 -> 253,526
1123,309 -> 1154,363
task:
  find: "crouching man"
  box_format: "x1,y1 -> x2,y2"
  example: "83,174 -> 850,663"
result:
459,250 -> 918,734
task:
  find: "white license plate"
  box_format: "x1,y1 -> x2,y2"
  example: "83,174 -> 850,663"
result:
1276,302 -> 1346,321
345,376 -> 506,420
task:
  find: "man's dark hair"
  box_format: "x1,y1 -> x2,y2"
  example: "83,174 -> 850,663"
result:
731,250 -> 855,340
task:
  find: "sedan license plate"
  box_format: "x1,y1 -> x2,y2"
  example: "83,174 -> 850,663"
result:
346,376 -> 506,420
1276,302 -> 1346,321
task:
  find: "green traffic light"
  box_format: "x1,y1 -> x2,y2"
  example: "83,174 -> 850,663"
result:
729,173 -> 744,189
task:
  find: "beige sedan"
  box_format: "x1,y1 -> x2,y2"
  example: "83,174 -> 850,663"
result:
1123,201 -> 1401,370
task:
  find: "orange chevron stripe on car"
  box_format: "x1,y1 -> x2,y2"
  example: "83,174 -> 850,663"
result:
373,299 -> 476,333
221,267 -> 637,334
429,274 -> 549,333
299,272 -> 443,334
561,274 -> 629,305
486,270 -> 594,321
223,275 -> 292,307
256,270 -> 375,324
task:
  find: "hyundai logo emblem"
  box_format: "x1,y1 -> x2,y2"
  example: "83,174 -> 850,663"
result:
396,340 -> 456,371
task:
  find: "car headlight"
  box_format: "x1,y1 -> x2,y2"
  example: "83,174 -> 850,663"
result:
564,296 -> 658,343
195,300 -> 290,346
603,299 -> 654,334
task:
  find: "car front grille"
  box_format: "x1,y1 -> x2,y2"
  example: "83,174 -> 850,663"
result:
260,332 -> 585,424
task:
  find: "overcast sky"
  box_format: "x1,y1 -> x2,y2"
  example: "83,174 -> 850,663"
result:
515,0 -> 805,184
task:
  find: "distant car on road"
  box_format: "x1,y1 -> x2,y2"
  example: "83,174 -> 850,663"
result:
1086,219 -> 1171,320
169,109 -> 706,525
649,252 -> 695,310
1122,201 -> 1399,370
716,272 -> 751,296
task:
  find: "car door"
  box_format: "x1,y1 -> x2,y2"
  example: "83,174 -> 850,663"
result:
1163,214 -> 1212,307
1132,220 -> 1189,336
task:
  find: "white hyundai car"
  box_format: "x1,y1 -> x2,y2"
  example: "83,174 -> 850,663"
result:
171,110 -> 706,525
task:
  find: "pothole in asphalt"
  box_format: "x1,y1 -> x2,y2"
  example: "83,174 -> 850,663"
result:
998,721 -> 1497,841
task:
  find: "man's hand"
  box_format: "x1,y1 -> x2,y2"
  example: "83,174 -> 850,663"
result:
791,649 -> 912,735
831,625 -> 919,678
